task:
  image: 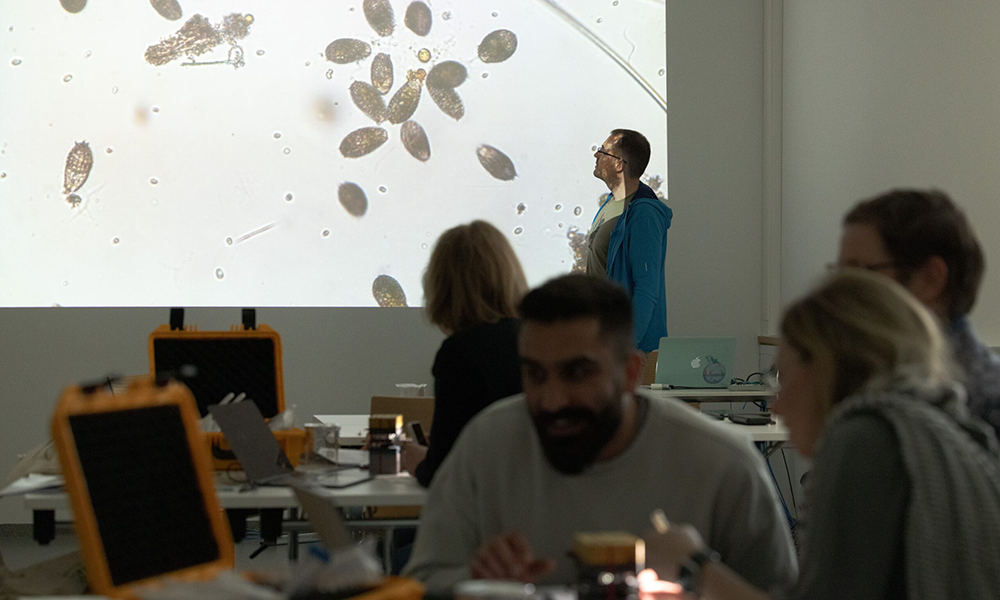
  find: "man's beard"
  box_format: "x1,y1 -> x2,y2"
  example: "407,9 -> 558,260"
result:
531,394 -> 624,475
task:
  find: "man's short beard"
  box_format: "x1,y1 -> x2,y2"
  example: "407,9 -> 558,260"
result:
531,395 -> 624,475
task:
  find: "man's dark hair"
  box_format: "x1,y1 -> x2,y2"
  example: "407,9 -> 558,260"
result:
844,188 -> 985,320
518,275 -> 634,358
610,129 -> 651,180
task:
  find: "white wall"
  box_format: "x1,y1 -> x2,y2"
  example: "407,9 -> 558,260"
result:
782,0 -> 1000,343
0,0 -> 769,524
0,308 -> 444,524
666,0 -> 765,375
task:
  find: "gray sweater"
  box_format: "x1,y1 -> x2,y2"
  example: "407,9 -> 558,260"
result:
403,394 -> 797,592
785,383 -> 1000,600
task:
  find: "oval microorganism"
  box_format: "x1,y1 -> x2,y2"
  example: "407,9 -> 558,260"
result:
150,0 -> 183,21
363,0 -> 395,37
63,141 -> 93,195
338,182 -> 368,217
325,38 -> 371,64
404,1 -> 432,36
478,29 -> 517,63
371,53 -> 394,94
350,80 -> 387,123
426,60 -> 466,88
60,0 -> 87,14
400,120 -> 430,162
427,85 -> 464,120
339,127 -> 389,158
372,274 -> 408,307
476,144 -> 517,181
387,70 -> 424,124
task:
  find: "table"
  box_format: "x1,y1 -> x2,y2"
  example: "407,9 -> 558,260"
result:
315,408 -> 789,447
24,473 -> 427,561
23,475 -> 426,513
642,387 -> 776,402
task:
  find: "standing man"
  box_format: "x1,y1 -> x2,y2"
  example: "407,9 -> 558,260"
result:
838,188 -> 1000,438
588,129 -> 672,353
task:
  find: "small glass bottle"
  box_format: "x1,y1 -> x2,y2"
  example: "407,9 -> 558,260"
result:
368,414 -> 403,475
572,532 -> 643,600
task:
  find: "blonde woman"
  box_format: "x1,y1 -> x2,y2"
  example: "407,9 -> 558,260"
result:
646,270 -> 1000,599
401,220 -> 529,488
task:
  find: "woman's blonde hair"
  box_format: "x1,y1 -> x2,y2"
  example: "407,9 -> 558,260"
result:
424,220 -> 528,334
780,269 -> 954,416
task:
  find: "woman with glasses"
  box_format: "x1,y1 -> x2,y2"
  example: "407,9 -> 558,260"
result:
646,269 -> 1000,599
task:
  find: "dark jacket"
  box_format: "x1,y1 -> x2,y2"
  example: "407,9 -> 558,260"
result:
414,318 -> 522,487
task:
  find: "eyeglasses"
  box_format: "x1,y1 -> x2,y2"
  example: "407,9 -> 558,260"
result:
594,148 -> 627,163
825,261 -> 898,273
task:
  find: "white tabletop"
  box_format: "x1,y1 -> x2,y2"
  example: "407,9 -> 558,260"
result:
24,473 -> 426,512
315,412 -> 790,446
642,387 -> 776,401
715,417 -> 789,443
314,414 -> 369,445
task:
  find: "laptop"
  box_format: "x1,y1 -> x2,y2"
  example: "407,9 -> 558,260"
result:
290,483 -> 354,550
209,401 -> 372,489
655,337 -> 737,389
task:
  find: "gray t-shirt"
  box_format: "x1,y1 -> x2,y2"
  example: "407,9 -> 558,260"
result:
403,394 -> 798,592
585,193 -> 629,277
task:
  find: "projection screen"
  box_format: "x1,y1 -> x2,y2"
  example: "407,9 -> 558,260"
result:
0,0 -> 666,307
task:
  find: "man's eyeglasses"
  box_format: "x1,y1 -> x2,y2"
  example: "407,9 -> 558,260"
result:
826,261 -> 898,273
594,148 -> 627,163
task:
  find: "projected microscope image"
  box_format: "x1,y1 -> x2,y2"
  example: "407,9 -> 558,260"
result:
1,0 -> 666,307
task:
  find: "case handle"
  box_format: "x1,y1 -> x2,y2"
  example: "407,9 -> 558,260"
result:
242,308 -> 256,331
170,307 -> 185,331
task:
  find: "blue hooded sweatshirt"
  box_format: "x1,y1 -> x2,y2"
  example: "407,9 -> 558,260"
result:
606,182 -> 673,352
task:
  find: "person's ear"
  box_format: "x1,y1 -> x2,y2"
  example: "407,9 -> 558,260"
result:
623,350 -> 643,392
907,256 -> 949,318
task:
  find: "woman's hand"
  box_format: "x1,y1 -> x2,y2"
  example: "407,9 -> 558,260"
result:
644,522 -> 706,581
401,441 -> 428,476
470,532 -> 556,582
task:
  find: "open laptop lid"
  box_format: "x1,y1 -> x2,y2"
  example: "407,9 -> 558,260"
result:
51,379 -> 233,598
209,401 -> 293,483
290,483 -> 354,550
655,337 -> 737,388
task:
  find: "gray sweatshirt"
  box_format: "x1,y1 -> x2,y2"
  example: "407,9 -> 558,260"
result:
403,394 -> 797,592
